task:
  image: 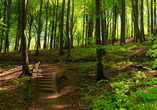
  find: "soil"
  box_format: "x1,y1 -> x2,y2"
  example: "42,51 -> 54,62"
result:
0,49 -> 82,110
0,38 -> 155,110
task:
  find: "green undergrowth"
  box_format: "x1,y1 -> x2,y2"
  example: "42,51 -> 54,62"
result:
124,42 -> 148,49
78,62 -> 96,80
145,34 -> 157,68
70,48 -> 96,60
78,71 -> 157,110
77,39 -> 157,110
0,76 -> 32,109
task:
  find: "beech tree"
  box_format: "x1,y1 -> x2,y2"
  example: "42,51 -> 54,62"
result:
19,0 -> 31,77
66,0 -> 71,57
43,0 -> 49,49
14,0 -> 21,51
95,0 -> 107,81
4,0 -> 12,53
59,0 -> 65,55
35,0 -> 43,56
120,0 -> 125,45
0,0 -> 7,52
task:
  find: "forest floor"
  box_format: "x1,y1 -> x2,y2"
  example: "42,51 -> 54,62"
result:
0,37 -> 157,110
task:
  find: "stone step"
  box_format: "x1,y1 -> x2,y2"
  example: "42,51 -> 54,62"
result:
37,67 -> 57,92
38,74 -> 53,76
38,77 -> 53,81
38,76 -> 53,78
38,84 -> 54,88
38,80 -> 53,84
38,87 -> 54,91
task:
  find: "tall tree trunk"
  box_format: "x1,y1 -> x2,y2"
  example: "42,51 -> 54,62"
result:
87,16 -> 94,45
14,0 -> 21,51
140,0 -> 145,41
146,0 -> 150,34
132,0 -> 142,42
85,14 -> 88,46
101,2 -> 106,55
35,0 -> 43,56
120,0 -> 125,45
112,5 -> 117,45
151,0 -> 154,34
59,0 -> 65,55
70,0 -> 74,48
50,2 -> 56,49
66,0 -> 71,57
4,0 -> 12,53
154,0 -> 157,35
0,1 -> 7,52
27,16 -> 33,50
82,7 -> 86,47
131,13 -> 134,37
95,0 -> 107,81
43,0 -> 49,49
19,0 -> 31,77
53,0 -> 59,49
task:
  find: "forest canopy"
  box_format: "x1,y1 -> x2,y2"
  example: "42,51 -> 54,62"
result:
0,0 -> 155,52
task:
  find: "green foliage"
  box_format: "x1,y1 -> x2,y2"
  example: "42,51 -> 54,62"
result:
13,77 -> 32,100
146,34 -> 157,68
71,48 -> 96,60
117,61 -> 137,65
95,45 -> 132,53
103,61 -> 116,67
104,53 -> 128,59
0,103 -> 6,108
0,20 -> 6,30
18,100 -> 26,103
78,62 -> 96,78
124,42 -> 147,49
0,90 -> 8,94
79,70 -> 157,110
13,77 -> 30,86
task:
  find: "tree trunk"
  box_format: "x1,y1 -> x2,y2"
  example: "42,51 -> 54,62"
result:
87,17 -> 94,45
95,0 -> 107,81
66,0 -> 71,57
132,0 -> 142,42
151,0 -> 154,34
4,0 -> 12,53
70,0 -> 75,48
0,1 -> 7,52
120,0 -> 125,45
101,2 -> 106,55
27,18 -> 33,50
14,0 -> 21,51
85,14 -> 88,46
53,0 -> 59,49
154,0 -> 157,35
50,2 -> 56,49
19,0 -> 31,77
146,0 -> 150,34
112,5 -> 117,45
35,0 -> 43,56
154,0 -> 157,36
43,0 -> 49,49
140,0 -> 145,41
82,7 -> 86,47
59,0 -> 65,55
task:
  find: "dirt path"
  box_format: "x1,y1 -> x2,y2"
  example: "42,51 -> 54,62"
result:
0,50 -> 81,110
29,64 -> 71,110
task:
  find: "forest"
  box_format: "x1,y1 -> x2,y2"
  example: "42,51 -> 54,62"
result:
1,0 -> 157,109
